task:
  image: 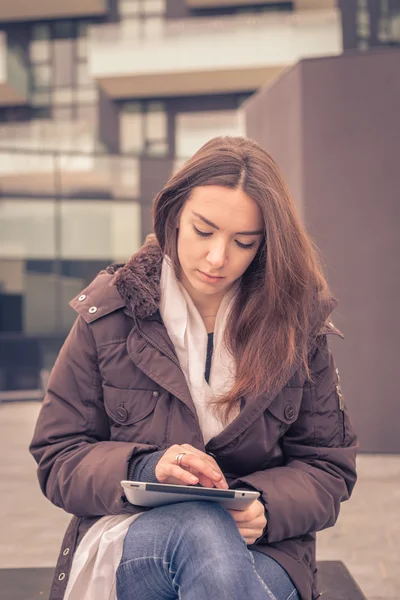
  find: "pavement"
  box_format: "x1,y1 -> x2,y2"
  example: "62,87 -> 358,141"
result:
1,401 -> 399,600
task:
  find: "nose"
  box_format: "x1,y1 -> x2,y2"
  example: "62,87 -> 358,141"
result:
206,240 -> 227,270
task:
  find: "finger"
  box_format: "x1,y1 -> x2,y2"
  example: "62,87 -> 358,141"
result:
178,454 -> 228,488
191,471 -> 215,488
184,465 -> 214,488
227,510 -> 266,529
237,527 -> 262,541
227,508 -> 254,522
181,445 -> 227,481
161,454 -> 222,488
157,463 -> 199,485
182,444 -> 229,489
228,499 -> 263,519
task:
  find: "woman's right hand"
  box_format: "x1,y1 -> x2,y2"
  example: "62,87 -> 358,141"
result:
155,443 -> 229,489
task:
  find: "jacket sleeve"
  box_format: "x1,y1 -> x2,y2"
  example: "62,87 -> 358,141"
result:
29,316 -> 160,517
230,334 -> 358,543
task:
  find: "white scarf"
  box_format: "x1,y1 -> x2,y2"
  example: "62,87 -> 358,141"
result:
159,256 -> 240,444
64,257 -> 241,600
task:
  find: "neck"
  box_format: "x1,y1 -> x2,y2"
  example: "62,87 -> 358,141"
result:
180,274 -> 226,319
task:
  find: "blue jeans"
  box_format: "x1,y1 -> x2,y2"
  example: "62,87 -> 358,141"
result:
116,501 -> 300,600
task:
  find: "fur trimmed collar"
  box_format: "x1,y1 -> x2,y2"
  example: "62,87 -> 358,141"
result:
106,234 -> 163,320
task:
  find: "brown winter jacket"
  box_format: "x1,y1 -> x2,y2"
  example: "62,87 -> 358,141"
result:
30,237 -> 358,600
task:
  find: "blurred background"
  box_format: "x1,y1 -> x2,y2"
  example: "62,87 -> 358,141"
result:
0,1 -> 399,598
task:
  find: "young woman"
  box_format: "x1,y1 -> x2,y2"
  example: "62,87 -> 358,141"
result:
30,136 -> 358,600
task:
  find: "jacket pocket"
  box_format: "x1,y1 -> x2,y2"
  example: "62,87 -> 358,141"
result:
103,385 -> 159,425
102,385 -> 161,443
267,387 -> 303,433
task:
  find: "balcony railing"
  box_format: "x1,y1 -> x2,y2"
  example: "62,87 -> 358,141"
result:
0,0 -> 107,22
0,129 -> 140,199
0,120 -> 98,153
186,0 -> 290,7
0,32 -> 28,106
88,9 -> 341,97
186,1 -> 336,7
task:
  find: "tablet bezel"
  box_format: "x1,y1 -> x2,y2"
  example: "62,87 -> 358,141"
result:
121,480 -> 260,509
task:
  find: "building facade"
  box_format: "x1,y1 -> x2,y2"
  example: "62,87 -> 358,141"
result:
0,0 -> 398,396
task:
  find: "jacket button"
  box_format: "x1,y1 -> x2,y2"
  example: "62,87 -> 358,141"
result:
116,406 -> 128,422
78,294 -> 86,302
152,391 -> 159,398
58,573 -> 66,581
284,404 -> 295,420
88,306 -> 97,314
62,548 -> 70,556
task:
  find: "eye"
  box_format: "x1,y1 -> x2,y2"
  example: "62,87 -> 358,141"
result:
193,225 -> 212,238
236,240 -> 256,250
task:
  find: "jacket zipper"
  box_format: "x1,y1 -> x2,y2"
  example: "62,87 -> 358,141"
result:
335,368 -> 345,444
133,317 -> 209,450
133,316 -> 185,376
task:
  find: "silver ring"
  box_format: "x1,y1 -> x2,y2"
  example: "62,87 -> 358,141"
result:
175,452 -> 186,467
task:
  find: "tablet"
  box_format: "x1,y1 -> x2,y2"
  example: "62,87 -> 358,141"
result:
121,480 -> 260,510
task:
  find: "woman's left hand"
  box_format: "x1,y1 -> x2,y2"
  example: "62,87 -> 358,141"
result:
227,499 -> 267,545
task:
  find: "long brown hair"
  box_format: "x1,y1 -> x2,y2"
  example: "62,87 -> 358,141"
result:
153,136 -> 331,424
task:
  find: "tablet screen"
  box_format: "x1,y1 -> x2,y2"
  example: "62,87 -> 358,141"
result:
145,483 -> 236,498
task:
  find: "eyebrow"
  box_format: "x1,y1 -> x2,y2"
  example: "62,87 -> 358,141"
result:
192,211 -> 264,236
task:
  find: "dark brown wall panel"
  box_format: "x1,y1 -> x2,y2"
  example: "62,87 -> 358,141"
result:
245,48 -> 400,452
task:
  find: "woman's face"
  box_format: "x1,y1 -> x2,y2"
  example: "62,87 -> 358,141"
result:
177,185 -> 264,302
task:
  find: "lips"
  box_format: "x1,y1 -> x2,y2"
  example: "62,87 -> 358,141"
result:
199,271 -> 224,280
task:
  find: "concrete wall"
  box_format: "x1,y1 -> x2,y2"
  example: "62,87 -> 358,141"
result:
244,48 -> 400,453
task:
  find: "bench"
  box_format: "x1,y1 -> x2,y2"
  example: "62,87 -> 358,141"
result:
0,561 -> 367,599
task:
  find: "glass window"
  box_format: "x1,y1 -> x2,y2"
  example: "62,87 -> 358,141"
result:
0,200 -> 56,260
31,106 -> 51,119
146,103 -> 167,142
53,88 -> 74,104
77,21 -> 89,59
113,202 -> 141,261
119,0 -> 140,17
76,104 -> 97,125
147,140 -> 168,157
120,103 -> 144,153
0,259 -> 25,295
120,113 -> 144,153
32,64 -> 51,89
60,201 -> 141,261
31,90 -> 51,106
53,20 -> 74,39
53,39 -> 74,87
176,110 -> 244,158
0,150 -> 56,196
30,40 -> 51,63
108,155 -> 140,197
148,101 -> 164,112
53,106 -> 74,121
32,24 -> 50,41
76,87 -> 98,103
77,21 -> 89,37
77,61 -> 92,87
392,13 -> 400,43
144,0 -> 166,14
77,36 -> 87,59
